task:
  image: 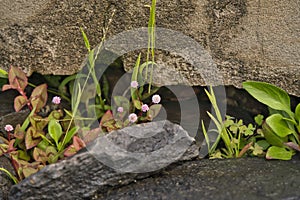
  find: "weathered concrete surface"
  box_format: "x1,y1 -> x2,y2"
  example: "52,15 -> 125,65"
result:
95,157 -> 300,200
0,0 -> 299,96
8,120 -> 199,200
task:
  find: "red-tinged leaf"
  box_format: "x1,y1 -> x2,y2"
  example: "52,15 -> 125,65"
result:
284,142 -> 300,151
100,110 -> 114,126
45,146 -> 57,157
9,66 -> 28,91
8,139 -> 17,152
30,83 -> 48,112
2,84 -> 13,91
22,166 -> 39,178
64,145 -> 77,157
82,127 -> 105,144
30,116 -> 48,131
25,128 -> 41,149
14,95 -> 28,112
33,147 -> 48,164
14,124 -> 25,140
10,153 -> 22,179
73,136 -> 86,151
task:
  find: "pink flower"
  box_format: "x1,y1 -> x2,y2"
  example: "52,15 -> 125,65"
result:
152,94 -> 161,104
117,107 -> 124,113
130,81 -> 139,89
52,96 -> 61,105
141,104 -> 149,112
4,124 -> 13,132
128,113 -> 138,123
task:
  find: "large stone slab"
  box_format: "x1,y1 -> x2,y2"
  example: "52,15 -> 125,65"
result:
95,157 -> 300,200
0,0 -> 299,96
8,120 -> 199,200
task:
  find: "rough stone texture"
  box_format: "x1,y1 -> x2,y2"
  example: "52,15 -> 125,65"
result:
0,156 -> 15,200
9,120 -> 199,200
0,0 -> 299,96
94,157 -> 300,200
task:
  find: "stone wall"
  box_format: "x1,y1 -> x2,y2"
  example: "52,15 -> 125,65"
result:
0,0 -> 299,96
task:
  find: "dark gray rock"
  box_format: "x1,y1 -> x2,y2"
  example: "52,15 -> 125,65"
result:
0,156 -> 15,200
95,157 -> 300,200
8,120 -> 199,200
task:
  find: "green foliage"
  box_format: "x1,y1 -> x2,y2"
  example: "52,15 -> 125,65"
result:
243,81 -> 300,160
202,86 -> 269,159
0,66 -> 85,183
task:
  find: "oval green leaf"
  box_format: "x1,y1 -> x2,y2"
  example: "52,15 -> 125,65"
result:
266,114 -> 295,137
266,146 -> 293,160
243,81 -> 291,114
48,119 -> 63,147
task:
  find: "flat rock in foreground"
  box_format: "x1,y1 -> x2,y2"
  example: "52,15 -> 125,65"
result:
96,157 -> 300,200
9,120 -> 199,200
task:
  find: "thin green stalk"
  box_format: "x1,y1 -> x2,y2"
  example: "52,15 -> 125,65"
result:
146,0 -> 156,93
0,167 -> 19,184
63,11 -> 115,149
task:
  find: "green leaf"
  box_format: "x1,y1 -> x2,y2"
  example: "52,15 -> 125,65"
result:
266,146 -> 293,160
17,150 -> 30,161
0,68 -> 8,78
113,96 -> 130,112
262,121 -> 287,147
243,81 -> 292,115
254,114 -> 264,126
266,114 -> 295,137
48,119 -> 63,147
62,126 -> 79,148
295,103 -> 300,122
80,27 -> 91,52
14,95 -> 28,112
133,99 -> 142,110
252,143 -> 264,156
131,53 -> 141,101
147,104 -> 162,121
256,140 -> 270,150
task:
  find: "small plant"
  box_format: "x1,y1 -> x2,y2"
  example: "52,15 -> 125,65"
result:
243,81 -> 300,160
76,0 -> 160,134
202,86 -> 270,159
0,66 -> 83,183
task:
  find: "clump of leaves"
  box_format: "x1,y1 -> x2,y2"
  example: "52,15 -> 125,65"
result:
202,86 -> 271,159
0,66 -> 84,183
243,81 -> 300,160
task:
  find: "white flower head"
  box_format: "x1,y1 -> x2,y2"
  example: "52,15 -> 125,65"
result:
52,96 -> 61,105
128,113 -> 138,123
117,107 -> 124,113
141,104 -> 149,112
4,124 -> 13,132
130,81 -> 139,89
152,94 -> 161,104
